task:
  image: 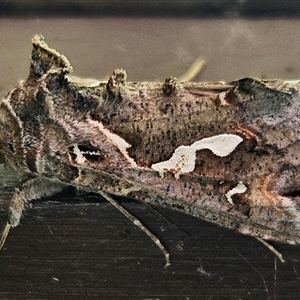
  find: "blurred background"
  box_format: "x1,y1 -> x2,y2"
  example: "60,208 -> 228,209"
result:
1,1 -> 300,299
1,0 -> 300,17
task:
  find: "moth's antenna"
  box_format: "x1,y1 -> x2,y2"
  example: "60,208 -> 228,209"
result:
178,56 -> 205,82
98,191 -> 170,268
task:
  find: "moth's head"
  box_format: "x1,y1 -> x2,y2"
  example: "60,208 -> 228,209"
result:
0,35 -> 73,171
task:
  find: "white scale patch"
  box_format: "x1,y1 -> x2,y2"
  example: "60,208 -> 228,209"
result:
73,144 -> 86,164
225,181 -> 247,204
87,119 -> 137,167
151,134 -> 243,179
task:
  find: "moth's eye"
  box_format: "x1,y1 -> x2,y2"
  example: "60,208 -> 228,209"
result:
8,142 -> 14,153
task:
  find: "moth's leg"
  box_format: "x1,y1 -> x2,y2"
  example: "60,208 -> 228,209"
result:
178,56 -> 205,82
255,237 -> 285,263
98,191 -> 170,268
0,223 -> 11,250
0,177 -> 66,251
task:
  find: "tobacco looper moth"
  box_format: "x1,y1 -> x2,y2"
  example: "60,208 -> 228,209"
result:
1,35 -> 300,265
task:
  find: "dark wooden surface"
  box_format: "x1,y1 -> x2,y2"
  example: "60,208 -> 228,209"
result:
1,18 -> 300,299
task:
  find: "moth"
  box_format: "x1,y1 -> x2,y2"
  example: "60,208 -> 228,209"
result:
0,35 -> 300,265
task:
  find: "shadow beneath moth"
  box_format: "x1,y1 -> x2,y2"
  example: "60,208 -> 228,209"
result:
0,34 -> 300,265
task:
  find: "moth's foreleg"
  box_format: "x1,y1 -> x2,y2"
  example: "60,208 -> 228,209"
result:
0,177 -> 66,251
0,189 -> 30,251
99,191 -> 170,268
255,237 -> 285,263
0,223 -> 11,251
